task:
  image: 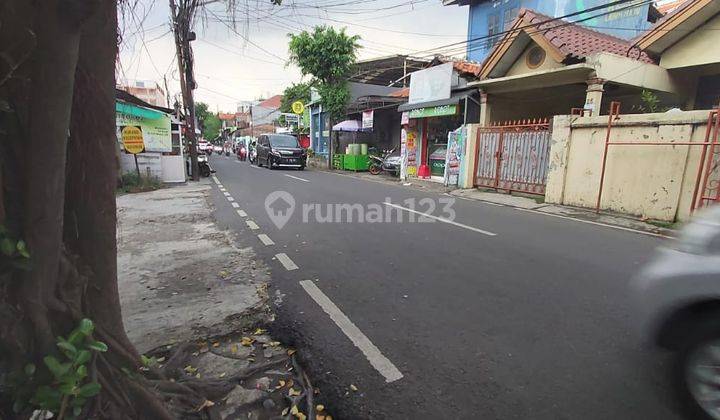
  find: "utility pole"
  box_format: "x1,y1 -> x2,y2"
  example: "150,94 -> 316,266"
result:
163,75 -> 171,108
170,0 -> 200,181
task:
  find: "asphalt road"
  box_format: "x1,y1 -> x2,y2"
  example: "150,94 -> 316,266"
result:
207,154 -> 681,420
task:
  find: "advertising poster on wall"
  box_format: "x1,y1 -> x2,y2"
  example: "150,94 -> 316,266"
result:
362,110 -> 374,130
116,111 -> 171,153
405,129 -> 418,177
444,126 -> 465,186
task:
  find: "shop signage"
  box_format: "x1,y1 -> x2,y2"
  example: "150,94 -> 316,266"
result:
362,110 -> 374,130
408,62 -> 452,104
121,126 -> 145,154
408,104 -> 457,119
116,106 -> 171,152
401,112 -> 409,125
291,101 -> 305,115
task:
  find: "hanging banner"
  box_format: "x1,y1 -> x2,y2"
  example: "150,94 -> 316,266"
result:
401,112 -> 409,125
362,110 -> 374,130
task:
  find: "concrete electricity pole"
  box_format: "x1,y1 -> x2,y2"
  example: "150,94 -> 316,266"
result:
170,0 -> 200,181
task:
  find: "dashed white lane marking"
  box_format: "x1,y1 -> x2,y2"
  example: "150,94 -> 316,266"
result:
514,208 -> 673,239
219,187 -> 226,192
284,174 -> 310,183
246,220 -> 260,230
212,176 -> 219,184
227,196 -> 235,202
231,202 -> 240,208
223,192 -> 231,197
383,202 -> 497,237
299,280 -> 404,383
236,209 -> 247,217
275,253 -> 299,271
249,165 -> 261,169
257,234 -> 275,246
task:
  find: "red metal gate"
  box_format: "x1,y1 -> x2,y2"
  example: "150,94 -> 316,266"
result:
695,107 -> 720,209
474,119 -> 551,195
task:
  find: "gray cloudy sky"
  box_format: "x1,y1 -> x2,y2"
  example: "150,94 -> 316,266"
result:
118,0 -> 468,112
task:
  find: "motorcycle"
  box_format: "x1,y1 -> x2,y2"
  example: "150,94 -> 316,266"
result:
197,153 -> 214,177
369,149 -> 401,176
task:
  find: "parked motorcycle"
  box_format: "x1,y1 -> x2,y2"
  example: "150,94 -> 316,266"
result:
197,153 -> 214,177
369,149 -> 401,176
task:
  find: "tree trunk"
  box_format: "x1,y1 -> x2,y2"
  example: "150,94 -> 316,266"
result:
21,0 -> 85,357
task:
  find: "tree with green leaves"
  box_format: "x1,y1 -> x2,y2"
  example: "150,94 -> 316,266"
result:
280,82 -> 311,114
287,26 -> 360,122
195,102 -> 222,141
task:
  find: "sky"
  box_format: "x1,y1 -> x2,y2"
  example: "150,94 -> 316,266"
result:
117,0 -> 469,113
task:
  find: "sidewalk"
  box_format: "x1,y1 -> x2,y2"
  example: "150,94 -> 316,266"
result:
314,168 -> 676,237
116,182 -> 325,420
117,182 -> 268,353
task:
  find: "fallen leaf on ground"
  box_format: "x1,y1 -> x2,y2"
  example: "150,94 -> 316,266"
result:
316,404 -> 325,412
252,328 -> 266,335
219,372 -> 226,378
288,388 -> 301,397
350,384 -> 358,392
281,407 -> 289,416
269,341 -> 281,347
240,337 -> 254,347
184,365 -> 197,373
194,400 -> 215,412
230,344 -> 238,354
296,413 -> 307,420
287,349 -> 296,356
290,406 -> 299,415
212,342 -> 220,348
275,379 -> 286,389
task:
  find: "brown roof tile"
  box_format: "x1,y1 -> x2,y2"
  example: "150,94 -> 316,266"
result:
520,9 -> 655,64
258,94 -> 283,109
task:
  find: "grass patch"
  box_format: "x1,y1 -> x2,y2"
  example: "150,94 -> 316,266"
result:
117,172 -> 163,194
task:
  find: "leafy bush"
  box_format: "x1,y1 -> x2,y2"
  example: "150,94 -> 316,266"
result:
7,319 -> 108,419
118,171 -> 162,194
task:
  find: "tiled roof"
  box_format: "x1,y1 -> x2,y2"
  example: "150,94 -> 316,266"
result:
656,0 -> 687,14
452,61 -> 483,76
218,113 -> 236,120
389,87 -> 409,98
519,9 -> 655,64
258,94 -> 283,109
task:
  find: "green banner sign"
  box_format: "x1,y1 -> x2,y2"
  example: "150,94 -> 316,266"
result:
408,104 -> 457,119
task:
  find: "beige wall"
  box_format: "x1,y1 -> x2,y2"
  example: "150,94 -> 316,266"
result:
545,110 -> 713,221
506,43 -> 562,77
661,14 -> 720,70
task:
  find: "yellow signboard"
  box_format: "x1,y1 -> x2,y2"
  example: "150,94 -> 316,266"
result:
291,101 -> 305,115
121,126 -> 145,154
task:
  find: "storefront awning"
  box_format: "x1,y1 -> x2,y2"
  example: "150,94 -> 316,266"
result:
397,90 -> 474,113
115,101 -> 166,120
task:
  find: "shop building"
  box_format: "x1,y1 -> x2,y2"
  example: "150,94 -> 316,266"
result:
397,61 -> 482,184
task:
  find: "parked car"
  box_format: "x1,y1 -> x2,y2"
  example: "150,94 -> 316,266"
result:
255,134 -> 306,170
632,205 -> 720,420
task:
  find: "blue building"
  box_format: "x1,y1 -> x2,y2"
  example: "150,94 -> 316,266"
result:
444,0 -> 661,63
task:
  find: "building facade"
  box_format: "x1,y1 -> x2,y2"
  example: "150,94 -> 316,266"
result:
444,0 -> 659,63
117,80 -> 168,107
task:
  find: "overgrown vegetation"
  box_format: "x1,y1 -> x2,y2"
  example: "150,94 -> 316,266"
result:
118,172 -> 163,194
